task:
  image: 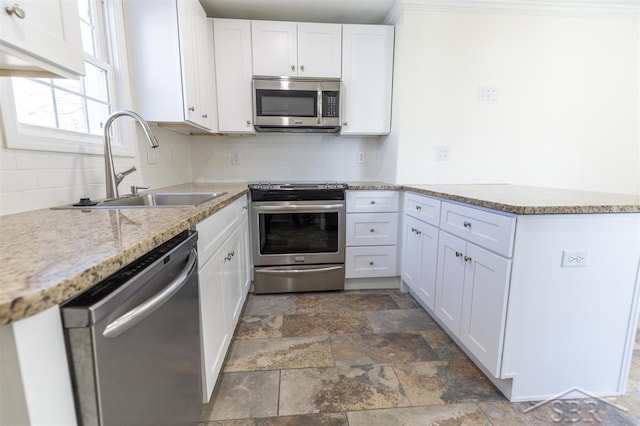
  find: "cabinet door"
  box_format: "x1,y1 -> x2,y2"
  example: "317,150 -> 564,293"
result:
416,222 -> 439,311
402,216 -> 423,291
202,19 -> 219,132
223,228 -> 244,331
297,23 -> 342,78
341,24 -> 394,135
198,249 -> 229,403
0,0 -> 84,77
213,19 -> 255,133
251,20 -> 297,77
176,0 -> 202,126
460,244 -> 511,377
435,231 -> 466,335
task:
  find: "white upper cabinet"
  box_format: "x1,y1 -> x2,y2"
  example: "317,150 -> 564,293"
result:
252,21 -> 341,78
341,24 -> 394,135
213,18 -> 255,133
123,0 -> 216,133
0,0 -> 84,78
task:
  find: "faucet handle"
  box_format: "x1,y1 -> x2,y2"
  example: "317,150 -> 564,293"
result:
115,166 -> 137,185
130,185 -> 149,195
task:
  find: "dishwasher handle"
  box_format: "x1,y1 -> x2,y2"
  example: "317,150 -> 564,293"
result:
103,248 -> 197,338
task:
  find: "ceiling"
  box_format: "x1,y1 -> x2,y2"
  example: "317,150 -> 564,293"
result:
199,0 -> 398,24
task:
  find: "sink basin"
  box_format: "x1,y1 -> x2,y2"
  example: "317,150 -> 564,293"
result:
56,192 -> 227,209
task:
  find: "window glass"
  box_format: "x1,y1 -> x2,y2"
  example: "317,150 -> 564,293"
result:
10,0 -> 112,136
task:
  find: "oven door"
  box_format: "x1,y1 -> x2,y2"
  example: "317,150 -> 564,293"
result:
251,200 -> 345,266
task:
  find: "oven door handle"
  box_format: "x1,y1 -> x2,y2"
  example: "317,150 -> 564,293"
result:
258,266 -> 344,274
254,204 -> 344,211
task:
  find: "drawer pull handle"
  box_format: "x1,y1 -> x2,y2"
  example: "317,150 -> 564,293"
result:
464,255 -> 472,262
370,228 -> 375,233
369,261 -> 374,266
415,229 -> 421,235
370,200 -> 376,205
455,251 -> 463,258
5,4 -> 25,18
463,221 -> 472,228
415,205 -> 421,210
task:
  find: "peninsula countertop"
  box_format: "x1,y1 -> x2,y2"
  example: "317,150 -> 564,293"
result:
1,182 -> 639,325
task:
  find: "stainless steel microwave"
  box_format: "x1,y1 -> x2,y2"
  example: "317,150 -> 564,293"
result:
252,77 -> 342,133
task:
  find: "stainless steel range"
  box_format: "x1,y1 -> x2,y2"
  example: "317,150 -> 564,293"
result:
249,182 -> 347,293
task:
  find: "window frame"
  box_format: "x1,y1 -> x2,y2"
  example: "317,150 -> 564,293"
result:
0,0 -> 136,158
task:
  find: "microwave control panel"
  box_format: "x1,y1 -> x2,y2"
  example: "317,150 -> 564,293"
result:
322,91 -> 340,118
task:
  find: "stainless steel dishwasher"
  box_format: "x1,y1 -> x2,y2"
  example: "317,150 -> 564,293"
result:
62,230 -> 200,425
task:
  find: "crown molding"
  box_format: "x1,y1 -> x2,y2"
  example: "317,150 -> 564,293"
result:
385,0 -> 639,23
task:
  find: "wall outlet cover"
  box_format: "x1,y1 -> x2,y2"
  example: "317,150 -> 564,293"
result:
561,250 -> 589,267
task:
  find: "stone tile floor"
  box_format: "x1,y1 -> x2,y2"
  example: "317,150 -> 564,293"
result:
199,290 -> 640,425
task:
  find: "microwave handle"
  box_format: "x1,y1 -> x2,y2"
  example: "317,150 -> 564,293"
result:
317,84 -> 322,124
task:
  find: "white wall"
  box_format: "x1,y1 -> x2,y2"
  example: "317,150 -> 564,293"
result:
0,125 -> 193,215
190,133 -> 383,183
385,7 -> 640,194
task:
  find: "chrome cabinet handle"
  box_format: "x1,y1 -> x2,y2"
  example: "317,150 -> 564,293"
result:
415,229 -> 421,235
343,121 -> 348,126
5,4 -> 25,18
370,228 -> 375,233
202,114 -> 208,118
415,205 -> 422,210
291,65 -> 296,71
464,255 -> 472,262
370,200 -> 376,205
369,261 -> 374,266
188,106 -> 195,112
455,251 -> 463,258
463,221 -> 472,228
246,120 -> 251,126
300,65 -> 305,72
103,248 -> 197,338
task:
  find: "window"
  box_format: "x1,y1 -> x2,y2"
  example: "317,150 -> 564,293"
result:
0,0 -> 133,156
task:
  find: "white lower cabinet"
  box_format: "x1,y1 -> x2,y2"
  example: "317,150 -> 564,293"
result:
434,231 -> 511,377
196,196 -> 249,402
345,190 -> 399,280
402,215 -> 438,310
459,242 -> 511,377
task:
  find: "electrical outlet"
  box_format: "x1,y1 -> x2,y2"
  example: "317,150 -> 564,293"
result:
357,151 -> 365,164
478,86 -> 498,101
231,152 -> 240,165
561,250 -> 589,267
435,146 -> 450,161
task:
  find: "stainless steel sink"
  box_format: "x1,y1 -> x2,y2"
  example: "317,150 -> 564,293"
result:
55,192 -> 227,209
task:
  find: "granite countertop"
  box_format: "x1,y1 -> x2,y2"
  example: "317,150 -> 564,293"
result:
1,181 -> 639,326
402,184 -> 640,215
0,182 -> 248,326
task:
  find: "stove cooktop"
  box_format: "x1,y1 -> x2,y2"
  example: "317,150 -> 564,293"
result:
249,182 -> 347,201
249,182 -> 348,190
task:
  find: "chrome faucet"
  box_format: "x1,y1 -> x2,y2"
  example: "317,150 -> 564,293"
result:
103,110 -> 159,199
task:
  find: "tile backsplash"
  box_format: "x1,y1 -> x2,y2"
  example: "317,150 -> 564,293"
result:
0,126 -> 193,216
190,133 -> 384,183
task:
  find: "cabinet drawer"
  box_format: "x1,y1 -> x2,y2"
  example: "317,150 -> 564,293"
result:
404,192 -> 441,226
440,202 -> 515,257
197,196 -> 246,264
345,246 -> 397,278
346,190 -> 399,213
346,213 -> 398,246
